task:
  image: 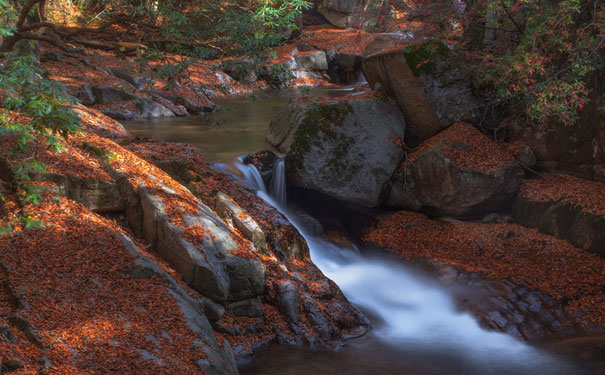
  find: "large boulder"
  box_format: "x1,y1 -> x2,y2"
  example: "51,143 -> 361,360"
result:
388,122 -> 524,216
267,95 -> 406,207
513,174 -> 605,256
362,50 -> 442,146
362,43 -> 479,146
319,0 -> 389,30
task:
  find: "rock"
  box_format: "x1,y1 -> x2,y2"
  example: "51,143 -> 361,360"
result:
1,358 -> 23,372
77,84 -> 96,105
416,56 -> 479,128
326,51 -> 363,84
594,164 -> 605,182
297,43 -> 319,52
267,96 -> 406,207
39,51 -> 62,62
319,0 -> 389,30
91,86 -> 137,104
111,231 -> 238,373
481,213 -> 513,224
201,298 -> 225,323
277,282 -> 300,323
109,68 -> 148,89
139,101 -> 175,118
389,123 -> 524,216
243,150 -> 278,186
362,49 -> 442,146
223,256 -> 265,301
227,297 -> 264,318
514,177 -> 605,256
215,192 -> 269,255
41,173 -> 124,212
294,51 -> 328,71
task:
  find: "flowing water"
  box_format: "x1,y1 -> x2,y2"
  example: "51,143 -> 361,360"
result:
122,90 -> 602,375
232,161 -> 594,375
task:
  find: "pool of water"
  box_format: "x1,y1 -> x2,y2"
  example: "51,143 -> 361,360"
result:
121,92 -> 288,163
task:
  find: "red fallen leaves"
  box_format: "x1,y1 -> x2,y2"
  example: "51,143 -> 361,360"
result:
364,211 -> 605,328
406,122 -> 517,175
519,174 -> 605,216
0,198 -> 209,374
0,132 -> 113,184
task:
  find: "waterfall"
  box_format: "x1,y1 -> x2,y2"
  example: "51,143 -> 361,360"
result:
235,156 -> 267,193
270,157 -> 287,208
232,156 -> 573,374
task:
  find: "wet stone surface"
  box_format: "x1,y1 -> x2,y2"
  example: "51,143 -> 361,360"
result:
425,261 -> 577,341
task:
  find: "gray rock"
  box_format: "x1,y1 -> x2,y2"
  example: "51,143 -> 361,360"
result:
91,86 -> 137,104
77,84 -> 96,105
140,101 -> 176,118
215,192 -> 269,255
224,256 -> 265,301
388,123 -> 524,216
267,96 -> 405,207
41,173 -> 124,212
362,50 -> 444,146
109,68 -> 148,89
319,0 -> 389,30
294,51 -> 328,71
227,297 -> 264,318
278,282 -> 300,323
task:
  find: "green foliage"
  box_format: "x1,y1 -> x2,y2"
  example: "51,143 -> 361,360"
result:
479,0 -> 603,126
402,40 -> 450,76
0,51 -> 80,230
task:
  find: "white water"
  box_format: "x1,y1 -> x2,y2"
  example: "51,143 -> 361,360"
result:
234,159 -> 577,374
271,157 -> 287,208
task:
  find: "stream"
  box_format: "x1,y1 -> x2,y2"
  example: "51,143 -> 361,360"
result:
122,91 -> 602,375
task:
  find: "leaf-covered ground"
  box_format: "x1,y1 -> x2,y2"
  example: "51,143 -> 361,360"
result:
364,211 -> 605,328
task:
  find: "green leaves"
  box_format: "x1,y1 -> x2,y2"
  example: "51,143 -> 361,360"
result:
0,51 -> 80,231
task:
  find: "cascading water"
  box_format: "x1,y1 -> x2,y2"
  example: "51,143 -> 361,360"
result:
234,158 -> 582,374
271,157 -> 287,208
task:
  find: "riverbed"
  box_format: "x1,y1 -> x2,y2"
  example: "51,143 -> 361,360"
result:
121,90 -> 604,375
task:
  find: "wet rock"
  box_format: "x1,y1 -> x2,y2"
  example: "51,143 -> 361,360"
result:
267,96 -> 406,207
326,51 -> 363,84
215,192 -> 269,255
278,282 -> 300,323
243,150 -> 278,186
227,297 -> 264,318
224,256 -> 265,301
388,123 -> 523,216
139,101 -> 176,118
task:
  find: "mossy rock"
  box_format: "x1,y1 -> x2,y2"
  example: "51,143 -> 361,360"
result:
267,96 -> 406,207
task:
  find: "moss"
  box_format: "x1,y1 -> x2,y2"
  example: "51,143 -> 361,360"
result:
289,102 -> 353,168
403,40 -> 450,76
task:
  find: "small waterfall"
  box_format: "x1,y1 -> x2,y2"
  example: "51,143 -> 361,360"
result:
270,157 -> 287,208
233,159 -> 573,374
235,156 -> 267,193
